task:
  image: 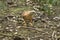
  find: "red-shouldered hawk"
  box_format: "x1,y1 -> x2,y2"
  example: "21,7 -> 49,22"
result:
22,10 -> 35,26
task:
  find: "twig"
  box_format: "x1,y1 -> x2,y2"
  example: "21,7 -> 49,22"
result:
20,26 -> 43,32
0,32 -> 13,37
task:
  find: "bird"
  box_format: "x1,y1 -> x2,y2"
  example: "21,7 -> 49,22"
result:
22,10 -> 35,27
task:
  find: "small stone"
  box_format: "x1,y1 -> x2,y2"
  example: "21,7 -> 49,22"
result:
57,25 -> 60,27
37,17 -> 41,19
41,19 -> 46,23
13,20 -> 16,22
26,0 -> 30,2
3,38 -> 5,40
5,27 -> 9,29
48,4 -> 52,7
27,37 -> 30,40
9,37 -> 12,40
15,29 -> 18,32
9,29 -> 13,32
8,25 -> 11,26
46,17 -> 49,20
3,37 -> 8,40
14,32 -> 18,34
40,38 -> 43,40
57,32 -> 60,34
0,26 -> 1,28
16,26 -> 21,28
13,16 -> 16,19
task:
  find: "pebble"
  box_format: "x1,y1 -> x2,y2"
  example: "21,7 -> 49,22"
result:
57,25 -> 60,27
0,26 -> 1,28
15,29 -> 18,32
13,16 -> 16,19
8,25 -> 11,27
13,20 -> 16,22
5,27 -> 9,29
9,29 -> 13,32
40,38 -> 43,40
16,26 -> 21,28
14,32 -> 18,35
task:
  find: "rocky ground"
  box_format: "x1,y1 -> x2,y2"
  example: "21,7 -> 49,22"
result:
0,9 -> 60,40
